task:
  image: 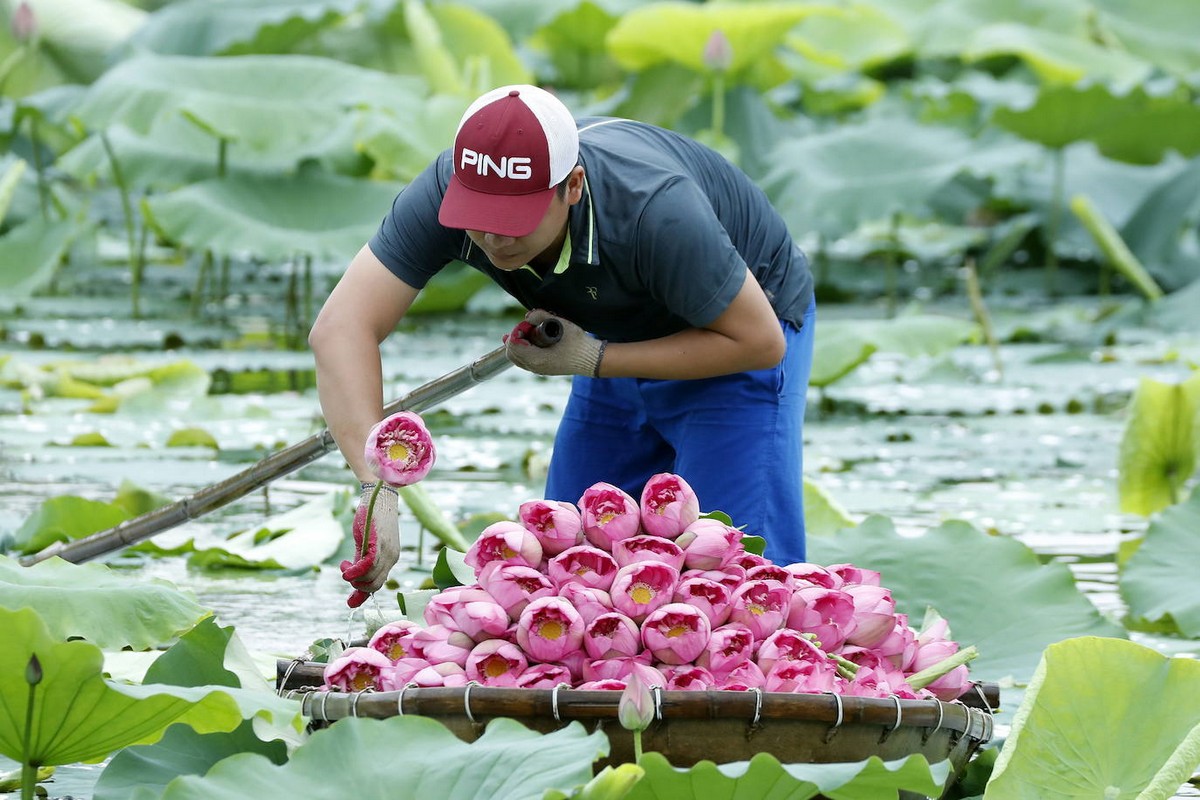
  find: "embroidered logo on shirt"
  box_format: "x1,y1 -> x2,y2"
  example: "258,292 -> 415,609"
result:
586,286 -> 598,300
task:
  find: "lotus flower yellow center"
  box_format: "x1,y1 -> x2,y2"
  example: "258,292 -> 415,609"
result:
350,672 -> 374,691
631,583 -> 654,605
387,643 -> 406,660
483,656 -> 510,679
538,620 -> 564,640
574,566 -> 592,576
749,603 -> 766,616
667,625 -> 688,638
599,511 -> 617,524
387,442 -> 411,462
655,506 -> 667,515
502,545 -> 517,558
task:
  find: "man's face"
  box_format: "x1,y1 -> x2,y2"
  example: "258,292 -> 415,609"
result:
465,167 -> 584,271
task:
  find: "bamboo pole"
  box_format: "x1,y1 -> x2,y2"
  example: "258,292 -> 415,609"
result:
20,321 -> 562,567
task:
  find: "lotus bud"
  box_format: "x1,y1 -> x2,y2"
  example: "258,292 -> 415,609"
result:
673,576 -> 732,628
843,584 -> 897,648
618,669 -> 656,732
786,586 -> 857,652
728,580 -> 791,640
579,482 -> 641,550
478,562 -> 556,620
677,518 -> 744,570
583,612 -> 642,660
517,663 -> 574,689
610,561 -> 679,622
548,544 -> 619,592
516,595 -> 585,663
465,639 -> 528,686
612,534 -> 685,571
641,602 -> 712,666
323,647 -> 394,692
638,473 -> 700,539
363,410 -> 435,486
464,520 -> 544,574
518,499 -> 584,556
660,664 -> 715,691
366,620 -> 421,662
696,622 -> 754,677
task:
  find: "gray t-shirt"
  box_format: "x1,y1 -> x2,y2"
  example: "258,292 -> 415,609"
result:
369,118 -> 813,343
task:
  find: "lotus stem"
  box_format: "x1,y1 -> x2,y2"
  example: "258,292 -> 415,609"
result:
963,260 -> 1003,380
907,645 -> 979,691
711,73 -> 725,139
632,728 -> 643,763
100,131 -> 144,319
398,484 -> 470,552
22,654 -> 42,800
826,651 -> 860,681
1069,193 -> 1163,302
360,481 -> 384,560
29,117 -> 49,222
1046,148 -> 1065,297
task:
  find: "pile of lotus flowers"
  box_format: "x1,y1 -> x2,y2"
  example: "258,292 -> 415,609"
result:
325,473 -> 973,701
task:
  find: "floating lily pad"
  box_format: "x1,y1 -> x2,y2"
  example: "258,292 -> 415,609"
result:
1120,489 -> 1200,637
1117,372 -> 1200,517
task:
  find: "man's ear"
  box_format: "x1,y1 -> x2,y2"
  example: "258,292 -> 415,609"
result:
567,165 -> 586,205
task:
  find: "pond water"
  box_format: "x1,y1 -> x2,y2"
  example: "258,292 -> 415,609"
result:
2,269 -> 1198,797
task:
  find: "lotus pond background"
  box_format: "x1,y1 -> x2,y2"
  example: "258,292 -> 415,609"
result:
2,0 -> 1200,798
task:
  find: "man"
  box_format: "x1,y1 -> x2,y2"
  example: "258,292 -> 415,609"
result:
311,84 -> 815,601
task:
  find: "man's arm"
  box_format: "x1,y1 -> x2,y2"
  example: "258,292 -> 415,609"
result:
598,269 -> 785,380
309,244 -> 420,481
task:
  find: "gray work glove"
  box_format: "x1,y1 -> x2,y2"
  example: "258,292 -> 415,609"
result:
505,309 -> 606,378
340,481 -> 401,607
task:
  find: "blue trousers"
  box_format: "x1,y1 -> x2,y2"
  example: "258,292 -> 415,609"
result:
545,302 -> 816,566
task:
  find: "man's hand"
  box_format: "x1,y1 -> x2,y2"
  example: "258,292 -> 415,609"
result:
340,482 -> 401,607
505,309 -> 606,377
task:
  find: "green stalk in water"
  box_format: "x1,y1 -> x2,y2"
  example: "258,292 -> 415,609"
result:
360,481 -> 385,560
22,654 -> 42,800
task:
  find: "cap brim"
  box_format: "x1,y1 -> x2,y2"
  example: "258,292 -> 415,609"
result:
438,175 -> 557,238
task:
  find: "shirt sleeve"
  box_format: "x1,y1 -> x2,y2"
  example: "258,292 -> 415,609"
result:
633,177 -> 748,329
367,151 -> 462,290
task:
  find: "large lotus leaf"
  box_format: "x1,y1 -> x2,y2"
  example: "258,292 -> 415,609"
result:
9,495 -> 130,554
156,716 -> 607,800
810,329 -> 876,388
0,555 -> 209,650
1117,372 -> 1200,517
626,751 -> 949,799
785,2 -> 911,73
69,54 -> 423,154
985,637 -> 1200,798
141,171 -> 401,261
0,606 -> 303,767
1120,156 -> 1200,290
992,82 -> 1200,165
1090,0 -> 1200,78
356,94 -> 465,182
0,157 -> 25,225
428,3 -> 533,91
528,1 -> 626,90
128,0 -> 361,57
1120,490 -> 1200,637
963,23 -> 1151,86
762,116 -> 1030,237
606,3 -> 829,77
803,477 -> 857,537
189,491 -> 348,570
0,0 -> 145,96
0,217 -> 79,299
808,516 -> 1125,684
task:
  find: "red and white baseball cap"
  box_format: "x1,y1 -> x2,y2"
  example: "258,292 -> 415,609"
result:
438,85 -> 579,238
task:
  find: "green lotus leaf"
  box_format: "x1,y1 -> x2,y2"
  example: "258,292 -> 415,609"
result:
165,427 -> 219,449
607,3 -> 828,77
992,82 -> 1200,165
0,157 -> 25,225
625,751 -> 950,800
985,636 -> 1200,798
0,555 -> 209,650
1090,0 -> 1200,78
528,1 -> 626,90
355,94 -> 466,183
428,3 -> 533,92
1120,490 -> 1200,637
155,716 -> 607,800
188,491 -> 350,571
963,23 -> 1151,86
808,516 -> 1125,684
784,2 -> 911,73
128,0 -> 362,57
0,217 -> 80,299
141,170 -> 401,262
69,54 -> 423,154
0,606 -> 303,767
811,330 -> 876,389
1117,372 -> 1200,516
803,477 -> 858,537
762,116 -> 1031,237
1120,156 -> 1200,291
811,313 -> 978,388
9,496 -> 131,555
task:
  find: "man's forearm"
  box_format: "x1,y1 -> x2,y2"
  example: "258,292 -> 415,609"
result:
313,332 -> 387,482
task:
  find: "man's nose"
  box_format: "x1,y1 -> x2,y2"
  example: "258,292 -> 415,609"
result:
484,232 -> 516,248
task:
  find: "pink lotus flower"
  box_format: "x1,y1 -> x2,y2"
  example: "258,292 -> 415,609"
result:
412,661 -> 468,687
746,564 -> 795,588
756,628 -> 827,676
465,639 -> 528,686
618,669 -> 656,731
827,563 -> 882,587
696,623 -> 755,677
786,563 -> 840,589
676,519 -> 744,570
579,678 -> 628,690
518,499 -> 584,556
409,624 -> 474,667
516,596 -> 585,662
763,658 -> 837,694
478,562 -> 556,620
638,473 -> 700,539
843,585 -> 897,648
735,552 -> 770,571
324,647 -> 396,692
702,29 -> 733,72
717,659 -> 766,690
556,648 -> 589,682
423,587 -> 510,642
682,565 -> 746,593
579,482 -> 641,550
673,577 -> 732,628
367,620 -> 421,662
390,657 -> 432,686
869,612 -> 918,670
517,663 -> 574,689
641,603 -> 712,666
910,617 -> 970,701
659,665 -> 715,691
548,545 -> 619,592
465,521 -> 544,574
610,561 -> 679,622
787,586 -> 857,652
583,612 -> 642,660
612,534 -> 686,571
842,665 -> 921,700
556,583 -> 613,624
364,411 -> 435,486
11,2 -> 36,42
583,653 -> 661,686
728,580 -> 792,640
920,665 -> 970,702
